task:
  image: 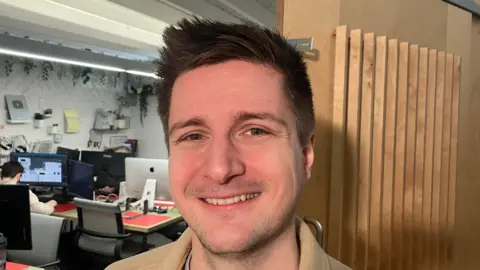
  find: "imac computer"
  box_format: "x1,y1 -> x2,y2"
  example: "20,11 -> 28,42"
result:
68,160 -> 94,200
10,153 -> 68,186
56,146 -> 80,161
125,157 -> 171,200
0,185 -> 32,250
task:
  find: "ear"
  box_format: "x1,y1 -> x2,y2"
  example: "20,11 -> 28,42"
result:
303,134 -> 315,180
14,173 -> 22,182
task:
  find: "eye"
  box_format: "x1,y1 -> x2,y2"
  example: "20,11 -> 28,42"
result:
182,133 -> 204,141
244,128 -> 268,136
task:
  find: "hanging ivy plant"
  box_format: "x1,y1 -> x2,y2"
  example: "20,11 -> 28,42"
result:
71,66 -> 82,86
21,59 -> 36,75
138,84 -> 153,126
4,57 -> 15,76
98,70 -> 106,85
113,72 -> 121,88
41,61 -> 54,81
57,64 -> 67,80
81,68 -> 92,84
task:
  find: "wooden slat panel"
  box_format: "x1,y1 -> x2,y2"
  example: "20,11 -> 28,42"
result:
431,51 -> 446,270
439,54 -> 454,269
368,35 -> 387,270
423,49 -> 437,270
380,39 -> 399,270
328,25 -> 349,258
447,55 -> 461,264
341,29 -> 363,267
413,47 -> 429,268
404,44 -> 419,270
356,32 -> 375,270
392,42 -> 409,270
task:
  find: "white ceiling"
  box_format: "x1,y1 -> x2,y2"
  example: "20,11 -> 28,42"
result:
0,0 -> 277,62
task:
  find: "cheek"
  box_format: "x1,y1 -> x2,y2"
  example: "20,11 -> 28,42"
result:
242,146 -> 298,191
168,151 -> 203,197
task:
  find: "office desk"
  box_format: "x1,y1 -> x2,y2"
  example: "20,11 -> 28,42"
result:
52,203 -> 183,233
6,262 -> 43,269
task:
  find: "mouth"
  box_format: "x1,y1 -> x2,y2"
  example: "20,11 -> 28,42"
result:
200,192 -> 260,206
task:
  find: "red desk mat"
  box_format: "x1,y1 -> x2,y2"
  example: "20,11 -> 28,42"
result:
6,262 -> 29,270
122,211 -> 170,227
54,202 -> 76,213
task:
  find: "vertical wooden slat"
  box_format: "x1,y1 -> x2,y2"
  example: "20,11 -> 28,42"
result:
368,35 -> 387,270
403,44 -> 419,270
357,32 -> 375,270
328,25 -> 349,258
447,56 -> 461,264
392,42 -> 409,270
439,54 -> 454,268
413,47 -> 429,268
423,49 -> 437,270
431,51 -> 446,270
380,39 -> 399,270
341,29 -> 363,267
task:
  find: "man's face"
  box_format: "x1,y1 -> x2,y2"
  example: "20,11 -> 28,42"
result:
168,60 -> 314,254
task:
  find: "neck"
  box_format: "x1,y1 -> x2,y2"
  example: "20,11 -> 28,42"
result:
190,221 -> 299,270
0,177 -> 17,184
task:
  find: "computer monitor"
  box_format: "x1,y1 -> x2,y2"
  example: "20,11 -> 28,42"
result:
0,185 -> 32,250
68,160 -> 94,200
80,151 -> 132,181
10,153 -> 68,186
56,146 -> 80,161
125,157 -> 171,200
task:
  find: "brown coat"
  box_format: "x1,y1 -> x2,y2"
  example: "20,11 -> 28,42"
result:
106,218 -> 351,270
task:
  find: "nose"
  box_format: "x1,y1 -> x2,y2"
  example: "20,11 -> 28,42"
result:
202,137 -> 245,184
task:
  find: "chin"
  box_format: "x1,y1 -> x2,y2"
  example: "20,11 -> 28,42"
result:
197,226 -> 258,254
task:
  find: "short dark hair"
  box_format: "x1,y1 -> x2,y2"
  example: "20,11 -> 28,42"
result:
1,161 -> 24,179
156,18 -> 315,148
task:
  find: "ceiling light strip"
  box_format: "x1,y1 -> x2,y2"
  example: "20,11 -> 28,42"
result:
0,48 -> 158,78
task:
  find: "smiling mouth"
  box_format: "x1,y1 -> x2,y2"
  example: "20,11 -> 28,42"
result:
201,192 -> 260,206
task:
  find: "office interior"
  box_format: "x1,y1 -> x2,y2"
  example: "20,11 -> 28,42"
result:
0,0 -> 480,269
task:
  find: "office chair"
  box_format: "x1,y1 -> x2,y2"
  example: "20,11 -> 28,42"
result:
303,216 -> 323,248
72,198 -> 143,260
8,213 -> 66,270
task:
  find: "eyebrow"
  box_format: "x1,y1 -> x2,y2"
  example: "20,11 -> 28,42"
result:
169,117 -> 206,136
234,111 -> 288,129
168,111 -> 288,136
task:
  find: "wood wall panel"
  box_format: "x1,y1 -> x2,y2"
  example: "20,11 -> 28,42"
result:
368,35 -> 387,270
380,38 -> 399,270
404,44 -> 419,270
329,26 -> 461,270
341,29 -> 363,267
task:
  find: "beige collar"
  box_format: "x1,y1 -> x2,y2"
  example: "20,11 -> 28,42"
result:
139,217 -> 331,270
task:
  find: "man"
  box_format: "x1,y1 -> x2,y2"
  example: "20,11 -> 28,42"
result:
0,161 -> 57,215
107,17 -> 350,270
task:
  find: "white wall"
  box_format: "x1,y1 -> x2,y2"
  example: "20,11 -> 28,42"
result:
0,56 -> 134,152
130,95 -> 168,159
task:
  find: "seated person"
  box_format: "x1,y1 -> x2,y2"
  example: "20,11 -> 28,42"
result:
0,161 -> 57,215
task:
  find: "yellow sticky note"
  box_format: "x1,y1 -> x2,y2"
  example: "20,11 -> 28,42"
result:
64,110 -> 81,133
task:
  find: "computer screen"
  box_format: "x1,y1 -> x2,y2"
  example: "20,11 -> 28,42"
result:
10,153 -> 68,186
125,157 -> 171,200
81,151 -> 133,184
56,146 -> 80,161
0,185 -> 32,250
68,160 -> 94,200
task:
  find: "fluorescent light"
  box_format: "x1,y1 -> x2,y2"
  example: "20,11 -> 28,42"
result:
126,70 -> 159,78
0,48 -> 159,79
0,48 -> 125,72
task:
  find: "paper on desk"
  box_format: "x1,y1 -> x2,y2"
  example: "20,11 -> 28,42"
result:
64,109 -> 81,133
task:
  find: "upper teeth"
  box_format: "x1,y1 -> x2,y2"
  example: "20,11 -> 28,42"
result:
204,193 -> 259,205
